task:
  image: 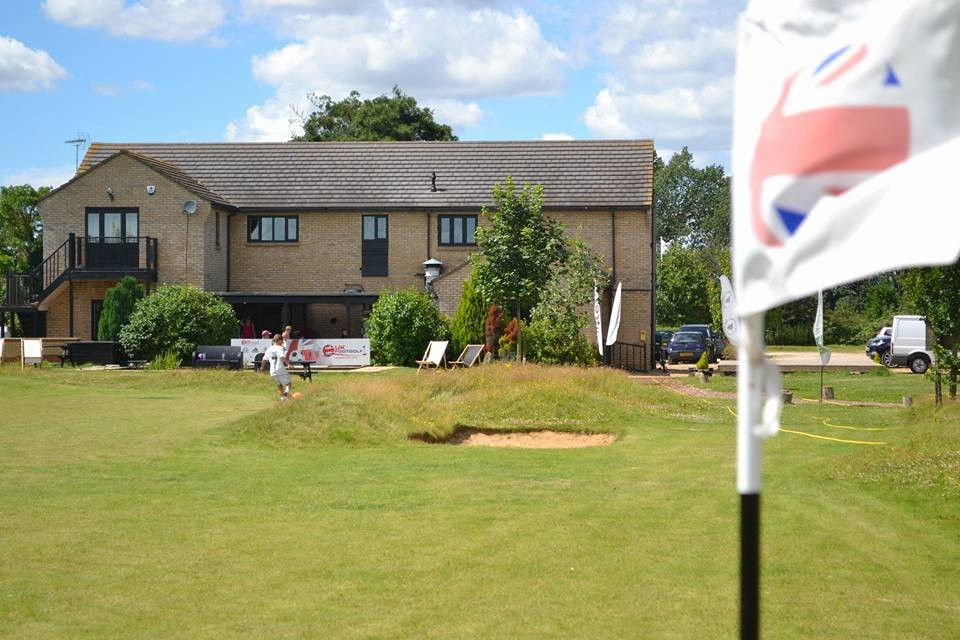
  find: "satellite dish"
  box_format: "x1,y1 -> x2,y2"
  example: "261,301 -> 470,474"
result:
182,200 -> 198,215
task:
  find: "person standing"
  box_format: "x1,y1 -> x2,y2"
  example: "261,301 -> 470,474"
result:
264,333 -> 292,401
241,316 -> 256,339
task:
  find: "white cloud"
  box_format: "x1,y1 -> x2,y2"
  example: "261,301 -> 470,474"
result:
541,132 -> 574,140
1,164 -> 75,189
42,0 -> 227,42
426,100 -> 484,127
91,83 -> 120,97
584,2 -> 740,164
586,79 -> 732,140
0,36 -> 67,93
228,1 -> 565,140
90,79 -> 154,97
225,90 -> 305,142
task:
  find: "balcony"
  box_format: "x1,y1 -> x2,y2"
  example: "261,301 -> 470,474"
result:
4,234 -> 157,306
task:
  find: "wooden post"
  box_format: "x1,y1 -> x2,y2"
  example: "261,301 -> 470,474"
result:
902,396 -> 913,407
781,390 -> 793,404
822,386 -> 835,400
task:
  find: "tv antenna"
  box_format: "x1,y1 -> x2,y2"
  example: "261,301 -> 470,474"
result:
64,133 -> 88,171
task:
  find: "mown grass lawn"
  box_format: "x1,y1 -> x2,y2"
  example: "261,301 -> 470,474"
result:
0,365 -> 957,639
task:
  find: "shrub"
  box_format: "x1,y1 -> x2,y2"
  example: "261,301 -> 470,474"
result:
484,304 -> 503,356
824,299 -> 864,345
522,237 -> 606,366
146,350 -> 182,370
97,276 -> 145,341
366,288 -> 450,366
499,317 -> 520,356
119,285 -> 237,361
524,314 -> 595,366
450,276 -> 487,356
696,351 -> 710,370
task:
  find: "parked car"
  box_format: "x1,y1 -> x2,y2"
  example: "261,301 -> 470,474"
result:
889,315 -> 935,374
677,324 -> 723,363
654,330 -> 674,365
666,331 -> 708,365
865,326 -> 893,367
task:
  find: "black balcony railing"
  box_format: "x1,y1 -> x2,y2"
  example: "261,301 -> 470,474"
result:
609,341 -> 649,372
4,234 -> 157,306
79,235 -> 157,271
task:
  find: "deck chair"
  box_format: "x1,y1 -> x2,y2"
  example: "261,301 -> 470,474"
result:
416,340 -> 448,373
450,344 -> 484,368
21,338 -> 43,368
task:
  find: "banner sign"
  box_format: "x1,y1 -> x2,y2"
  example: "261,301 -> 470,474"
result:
605,282 -> 623,346
593,286 -> 604,356
232,338 -> 371,367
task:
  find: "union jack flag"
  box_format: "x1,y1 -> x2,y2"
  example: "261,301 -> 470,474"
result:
751,44 -> 909,246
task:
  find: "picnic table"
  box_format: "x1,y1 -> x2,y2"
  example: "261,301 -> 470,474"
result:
251,353 -> 313,381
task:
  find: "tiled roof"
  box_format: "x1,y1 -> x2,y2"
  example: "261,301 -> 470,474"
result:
121,151 -> 233,207
79,141 -> 653,210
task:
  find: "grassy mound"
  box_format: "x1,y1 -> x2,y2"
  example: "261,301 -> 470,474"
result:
835,401 -> 960,501
229,364 -> 702,446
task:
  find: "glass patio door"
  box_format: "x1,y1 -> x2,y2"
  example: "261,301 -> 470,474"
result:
86,210 -> 139,268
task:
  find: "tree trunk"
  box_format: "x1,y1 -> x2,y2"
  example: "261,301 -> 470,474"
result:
950,364 -> 958,399
935,369 -> 943,407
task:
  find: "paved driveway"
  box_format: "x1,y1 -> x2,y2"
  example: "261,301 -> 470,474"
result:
664,349 -> 888,373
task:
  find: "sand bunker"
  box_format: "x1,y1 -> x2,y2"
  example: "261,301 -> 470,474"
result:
420,428 -> 615,449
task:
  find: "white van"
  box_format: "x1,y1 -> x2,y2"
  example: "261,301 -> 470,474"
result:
889,315 -> 935,374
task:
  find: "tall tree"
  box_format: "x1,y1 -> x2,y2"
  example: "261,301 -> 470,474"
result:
900,263 -> 960,399
653,147 -> 731,248
525,236 -> 609,365
293,86 -> 457,142
472,177 -> 567,319
449,275 -> 487,356
655,244 -> 711,326
0,184 -> 49,302
97,276 -> 145,341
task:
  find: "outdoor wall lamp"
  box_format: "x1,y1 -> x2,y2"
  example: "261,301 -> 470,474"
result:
423,258 -> 443,283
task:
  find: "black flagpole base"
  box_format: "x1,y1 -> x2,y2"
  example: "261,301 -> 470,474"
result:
741,492 -> 760,640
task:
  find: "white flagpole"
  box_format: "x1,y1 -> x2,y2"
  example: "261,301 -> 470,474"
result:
737,313 -> 765,640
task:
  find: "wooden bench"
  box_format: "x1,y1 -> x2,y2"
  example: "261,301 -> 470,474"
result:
251,353 -> 313,381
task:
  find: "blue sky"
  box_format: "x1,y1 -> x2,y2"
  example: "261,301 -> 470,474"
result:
1,0 -> 741,189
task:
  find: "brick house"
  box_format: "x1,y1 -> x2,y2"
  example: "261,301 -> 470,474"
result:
2,141 -> 655,365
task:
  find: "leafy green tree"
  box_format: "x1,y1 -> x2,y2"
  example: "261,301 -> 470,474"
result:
704,246 -> 732,333
655,244 -> 710,326
472,177 -> 567,320
366,288 -> 450,366
449,276 -> 487,357
525,237 -> 609,365
901,263 -> 960,399
294,86 -> 457,142
97,276 -> 145,341
119,285 -> 237,361
653,148 -> 730,248
0,184 -> 49,304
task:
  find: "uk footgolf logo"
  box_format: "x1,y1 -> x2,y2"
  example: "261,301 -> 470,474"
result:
750,44 -> 910,246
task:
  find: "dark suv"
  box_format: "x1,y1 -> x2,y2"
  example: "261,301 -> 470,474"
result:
654,330 -> 674,366
677,324 -> 724,363
865,326 -> 893,367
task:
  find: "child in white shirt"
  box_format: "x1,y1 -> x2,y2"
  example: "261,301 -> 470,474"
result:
264,334 -> 292,400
